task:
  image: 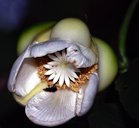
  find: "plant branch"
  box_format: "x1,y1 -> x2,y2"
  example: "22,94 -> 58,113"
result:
119,0 -> 139,73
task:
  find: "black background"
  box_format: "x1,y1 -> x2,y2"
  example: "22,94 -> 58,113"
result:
0,0 -> 139,128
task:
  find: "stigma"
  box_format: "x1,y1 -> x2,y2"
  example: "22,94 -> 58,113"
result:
44,50 -> 79,87
37,50 -> 98,92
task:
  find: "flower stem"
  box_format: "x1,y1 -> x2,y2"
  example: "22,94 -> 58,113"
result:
119,0 -> 139,73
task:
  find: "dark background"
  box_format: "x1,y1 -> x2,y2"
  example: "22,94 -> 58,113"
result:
0,0 -> 139,128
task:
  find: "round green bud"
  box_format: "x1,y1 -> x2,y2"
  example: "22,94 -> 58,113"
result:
50,18 -> 91,47
94,38 -> 118,91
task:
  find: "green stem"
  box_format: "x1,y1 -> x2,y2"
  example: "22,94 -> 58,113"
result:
119,0 -> 139,73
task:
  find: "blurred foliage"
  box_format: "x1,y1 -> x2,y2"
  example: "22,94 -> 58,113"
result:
116,59 -> 139,123
0,0 -> 139,128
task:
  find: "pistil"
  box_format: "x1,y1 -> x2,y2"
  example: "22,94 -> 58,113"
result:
37,50 -> 98,92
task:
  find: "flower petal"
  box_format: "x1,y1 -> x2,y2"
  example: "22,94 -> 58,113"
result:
53,69 -> 61,84
48,54 -> 59,61
48,73 -> 56,80
64,72 -> 70,87
8,46 -> 31,92
68,74 -> 76,82
79,45 -> 98,67
59,70 -> 65,86
47,61 -> 59,66
76,73 -> 99,116
67,68 -> 78,79
43,64 -> 53,69
45,69 -> 55,75
25,90 -> 77,126
66,44 -> 97,68
14,58 -> 41,97
30,40 -> 71,57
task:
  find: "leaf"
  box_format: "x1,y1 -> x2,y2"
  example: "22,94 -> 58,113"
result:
116,58 -> 139,122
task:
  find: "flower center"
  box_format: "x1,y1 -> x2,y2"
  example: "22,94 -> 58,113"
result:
37,50 -> 98,92
60,61 -> 68,68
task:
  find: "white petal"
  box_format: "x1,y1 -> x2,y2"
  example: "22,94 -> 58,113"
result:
68,68 -> 78,79
68,74 -> 76,82
8,46 -> 31,92
25,90 -> 77,126
53,70 -> 61,84
64,72 -> 70,87
59,70 -> 65,86
48,54 -> 59,61
14,58 -> 41,97
77,45 -> 97,68
43,64 -> 53,69
30,40 -> 71,57
67,44 -> 97,68
45,69 -> 55,75
47,61 -> 59,66
76,73 -> 99,116
48,73 -> 56,80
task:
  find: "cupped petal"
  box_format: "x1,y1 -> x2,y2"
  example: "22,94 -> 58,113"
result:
14,58 -> 41,97
76,72 -> 99,116
25,90 -> 77,127
30,40 -> 71,58
79,45 -> 98,67
66,44 -> 97,68
8,46 -> 31,92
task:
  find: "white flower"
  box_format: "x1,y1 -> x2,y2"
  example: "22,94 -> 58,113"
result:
8,40 -> 98,126
7,18 -> 99,127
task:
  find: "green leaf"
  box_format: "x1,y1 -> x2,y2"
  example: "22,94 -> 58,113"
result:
118,0 -> 139,73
